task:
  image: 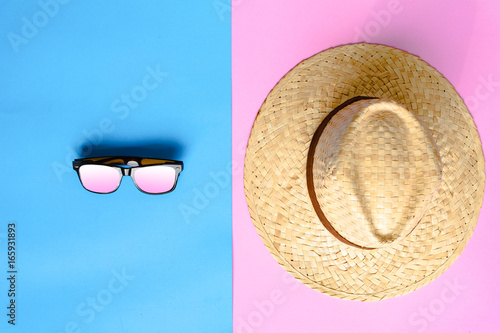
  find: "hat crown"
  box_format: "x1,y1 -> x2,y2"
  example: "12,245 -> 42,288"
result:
311,99 -> 443,249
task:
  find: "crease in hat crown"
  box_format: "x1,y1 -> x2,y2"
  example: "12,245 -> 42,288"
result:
308,98 -> 443,249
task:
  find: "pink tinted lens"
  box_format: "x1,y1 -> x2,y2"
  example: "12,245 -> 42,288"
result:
133,165 -> 177,194
79,164 -> 122,193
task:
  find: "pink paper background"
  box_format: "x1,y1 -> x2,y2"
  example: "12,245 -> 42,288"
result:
232,1 -> 500,332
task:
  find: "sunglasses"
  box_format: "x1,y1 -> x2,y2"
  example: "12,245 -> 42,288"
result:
73,156 -> 183,194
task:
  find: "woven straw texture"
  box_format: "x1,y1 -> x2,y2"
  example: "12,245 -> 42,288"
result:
243,43 -> 485,301
312,99 -> 443,249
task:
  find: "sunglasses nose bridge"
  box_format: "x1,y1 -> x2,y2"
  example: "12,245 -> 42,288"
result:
122,161 -> 139,177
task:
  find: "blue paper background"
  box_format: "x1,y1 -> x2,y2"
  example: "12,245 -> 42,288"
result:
0,1 -> 231,332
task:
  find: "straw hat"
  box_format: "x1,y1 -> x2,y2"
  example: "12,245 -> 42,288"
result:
244,43 -> 485,301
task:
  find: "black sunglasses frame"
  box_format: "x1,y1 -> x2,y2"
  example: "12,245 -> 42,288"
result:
73,156 -> 183,195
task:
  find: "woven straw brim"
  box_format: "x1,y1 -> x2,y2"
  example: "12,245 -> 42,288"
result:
244,43 -> 485,301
